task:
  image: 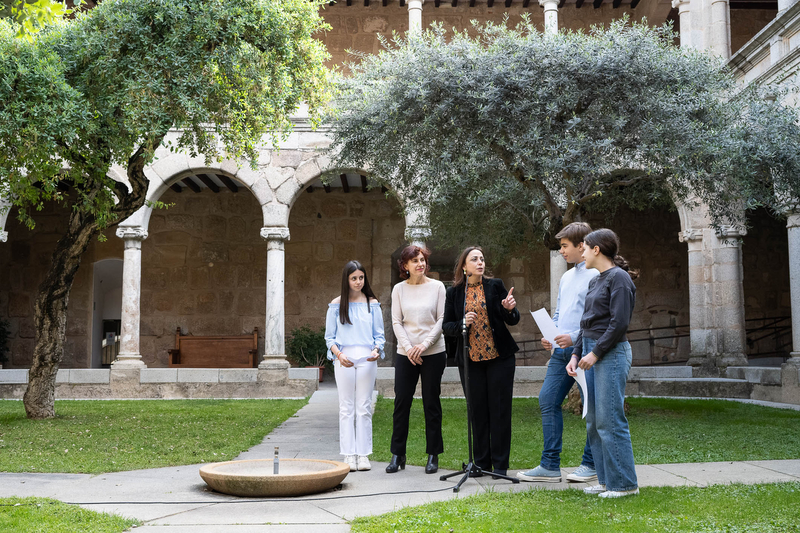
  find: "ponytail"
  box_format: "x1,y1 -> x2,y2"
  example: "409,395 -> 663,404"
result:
613,254 -> 639,281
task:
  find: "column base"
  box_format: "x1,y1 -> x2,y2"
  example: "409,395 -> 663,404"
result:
781,354 -> 800,405
687,353 -> 748,377
258,356 -> 290,385
111,355 -> 146,369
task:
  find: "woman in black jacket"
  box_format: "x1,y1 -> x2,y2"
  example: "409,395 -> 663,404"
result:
443,246 -> 519,476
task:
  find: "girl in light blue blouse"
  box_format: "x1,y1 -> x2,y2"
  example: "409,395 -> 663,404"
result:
325,260 -> 385,472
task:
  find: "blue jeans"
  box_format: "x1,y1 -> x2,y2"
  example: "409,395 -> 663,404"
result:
583,338 -> 638,492
538,347 -> 594,471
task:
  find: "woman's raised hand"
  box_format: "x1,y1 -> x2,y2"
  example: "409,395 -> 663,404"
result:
501,287 -> 516,310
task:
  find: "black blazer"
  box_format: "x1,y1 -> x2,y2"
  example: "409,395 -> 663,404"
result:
443,277 -> 520,364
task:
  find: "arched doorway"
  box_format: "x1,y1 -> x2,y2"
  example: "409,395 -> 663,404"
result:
92,259 -> 123,368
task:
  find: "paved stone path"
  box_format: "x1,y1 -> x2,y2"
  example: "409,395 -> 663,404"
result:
1,382 -> 800,532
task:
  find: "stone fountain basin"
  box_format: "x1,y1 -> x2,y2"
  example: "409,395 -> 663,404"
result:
199,459 -> 350,497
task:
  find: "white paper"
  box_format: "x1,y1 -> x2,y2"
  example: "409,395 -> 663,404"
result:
575,367 -> 589,419
530,308 -> 561,346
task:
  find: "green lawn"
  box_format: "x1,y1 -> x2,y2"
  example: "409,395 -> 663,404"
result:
0,399 -> 306,474
351,482 -> 800,533
0,497 -> 138,533
371,397 -> 800,470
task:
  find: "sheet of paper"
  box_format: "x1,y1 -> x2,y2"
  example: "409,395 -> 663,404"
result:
575,367 -> 589,419
530,308 -> 561,346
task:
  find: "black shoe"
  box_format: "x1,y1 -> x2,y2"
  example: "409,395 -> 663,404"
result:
491,469 -> 507,480
425,454 -> 439,474
385,454 -> 406,473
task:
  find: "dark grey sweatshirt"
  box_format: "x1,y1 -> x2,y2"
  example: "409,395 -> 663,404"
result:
572,266 -> 636,360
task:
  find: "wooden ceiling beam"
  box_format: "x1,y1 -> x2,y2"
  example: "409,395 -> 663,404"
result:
505,0 -> 512,7
323,183 -> 332,193
612,0 -> 621,7
361,175 -> 369,193
470,0 -> 476,6
306,185 -> 314,193
217,174 -> 239,193
340,174 -> 350,193
487,0 -> 494,6
630,0 -> 641,6
196,174 -> 220,193
182,177 -> 202,193
400,0 -> 406,6
593,0 -> 603,7
576,0 -> 585,7
523,0 -> 531,6
558,0 -> 565,7
170,184 -> 182,193
452,0 -> 458,6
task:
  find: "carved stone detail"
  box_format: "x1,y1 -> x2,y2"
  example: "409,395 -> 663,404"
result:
404,226 -> 432,242
678,229 -> 703,242
260,227 -> 291,242
0,231 -> 7,243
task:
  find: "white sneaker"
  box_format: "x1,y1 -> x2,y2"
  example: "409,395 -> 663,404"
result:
599,488 -> 639,498
344,455 -> 357,472
357,456 -> 371,471
583,484 -> 607,495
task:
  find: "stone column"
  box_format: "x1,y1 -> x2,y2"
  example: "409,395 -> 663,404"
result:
260,227 -> 290,371
672,0 -> 692,48
0,197 -> 9,243
539,0 -> 559,35
408,0 -> 424,35
404,206 -> 431,248
680,228 -> 717,371
712,226 -> 748,368
709,0 -> 731,58
112,227 -> 148,368
405,226 -> 432,248
785,213 -> 800,364
778,0 -> 797,12
550,250 -> 567,314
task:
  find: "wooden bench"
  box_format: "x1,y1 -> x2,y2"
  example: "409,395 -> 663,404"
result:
168,328 -> 259,368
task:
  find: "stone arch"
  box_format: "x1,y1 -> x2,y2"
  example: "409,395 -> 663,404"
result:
125,151 -> 275,232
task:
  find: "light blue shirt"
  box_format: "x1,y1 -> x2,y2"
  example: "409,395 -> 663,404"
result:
552,261 -> 599,344
324,302 -> 386,361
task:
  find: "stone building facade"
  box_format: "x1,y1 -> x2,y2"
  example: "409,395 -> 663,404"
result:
1,0 -> 799,402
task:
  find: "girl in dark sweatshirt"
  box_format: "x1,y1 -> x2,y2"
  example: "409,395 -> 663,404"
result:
567,228 -> 639,498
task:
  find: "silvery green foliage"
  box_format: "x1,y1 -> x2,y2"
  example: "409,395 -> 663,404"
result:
329,18 -> 800,258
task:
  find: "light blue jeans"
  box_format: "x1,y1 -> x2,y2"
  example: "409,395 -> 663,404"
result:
583,338 -> 638,492
539,347 -> 594,471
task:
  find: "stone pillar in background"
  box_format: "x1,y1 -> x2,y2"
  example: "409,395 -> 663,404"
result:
712,226 -> 748,368
550,250 -> 567,315
539,0 -> 559,35
680,228 -> 717,372
404,206 -> 431,248
672,0 -> 692,48
260,226 -> 291,371
408,0 -> 424,35
112,227 -> 148,369
785,213 -> 800,364
709,0 -> 731,58
0,196 -> 10,243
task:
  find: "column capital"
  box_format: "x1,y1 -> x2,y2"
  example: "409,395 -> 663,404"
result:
260,226 -> 290,242
671,0 -> 690,8
715,224 -> 747,239
116,226 -> 148,241
539,0 -> 558,6
787,213 -> 800,229
678,228 -> 703,243
0,231 -> 7,243
404,226 -> 432,243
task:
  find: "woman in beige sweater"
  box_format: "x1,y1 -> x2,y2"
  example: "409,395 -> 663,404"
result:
386,245 -> 447,474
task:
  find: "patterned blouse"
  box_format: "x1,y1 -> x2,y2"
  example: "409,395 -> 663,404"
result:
466,281 -> 500,362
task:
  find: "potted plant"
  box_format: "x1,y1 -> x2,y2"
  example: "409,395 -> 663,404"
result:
286,325 -> 332,382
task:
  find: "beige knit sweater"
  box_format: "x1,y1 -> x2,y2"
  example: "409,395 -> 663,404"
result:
391,278 -> 446,356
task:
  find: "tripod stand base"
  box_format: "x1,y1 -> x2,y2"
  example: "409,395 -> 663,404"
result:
439,462 -> 520,492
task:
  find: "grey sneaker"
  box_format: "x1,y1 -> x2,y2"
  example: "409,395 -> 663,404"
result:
599,488 -> 639,498
516,465 -> 561,482
566,464 -> 598,483
583,484 -> 607,495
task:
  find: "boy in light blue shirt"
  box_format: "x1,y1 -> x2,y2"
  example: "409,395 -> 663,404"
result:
518,222 -> 599,483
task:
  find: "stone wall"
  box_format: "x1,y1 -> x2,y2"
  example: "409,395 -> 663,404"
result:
731,8 -> 777,55
318,2 -> 662,72
0,199 -> 122,369
140,188 -> 267,368
286,188 -> 406,361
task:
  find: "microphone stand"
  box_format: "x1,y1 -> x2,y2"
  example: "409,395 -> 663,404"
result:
440,279 -> 520,492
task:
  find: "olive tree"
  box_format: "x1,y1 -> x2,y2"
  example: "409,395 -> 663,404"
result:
0,0 -> 331,418
328,19 -> 800,259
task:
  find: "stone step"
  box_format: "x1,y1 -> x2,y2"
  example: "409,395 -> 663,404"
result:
635,377 -> 753,399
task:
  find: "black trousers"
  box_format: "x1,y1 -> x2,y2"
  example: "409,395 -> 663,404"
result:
459,355 -> 515,472
390,351 -> 447,456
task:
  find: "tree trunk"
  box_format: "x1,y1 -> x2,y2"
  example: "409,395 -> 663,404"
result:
23,214 -> 98,419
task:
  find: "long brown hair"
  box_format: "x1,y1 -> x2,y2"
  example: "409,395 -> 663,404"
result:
452,246 -> 491,287
339,260 -> 378,325
583,229 -> 640,281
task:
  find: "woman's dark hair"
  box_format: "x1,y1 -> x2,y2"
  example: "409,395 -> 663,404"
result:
452,246 -> 492,287
339,260 -> 378,325
397,245 -> 431,280
584,229 -> 639,281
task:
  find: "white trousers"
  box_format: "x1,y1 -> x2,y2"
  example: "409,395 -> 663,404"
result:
334,345 -> 377,456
